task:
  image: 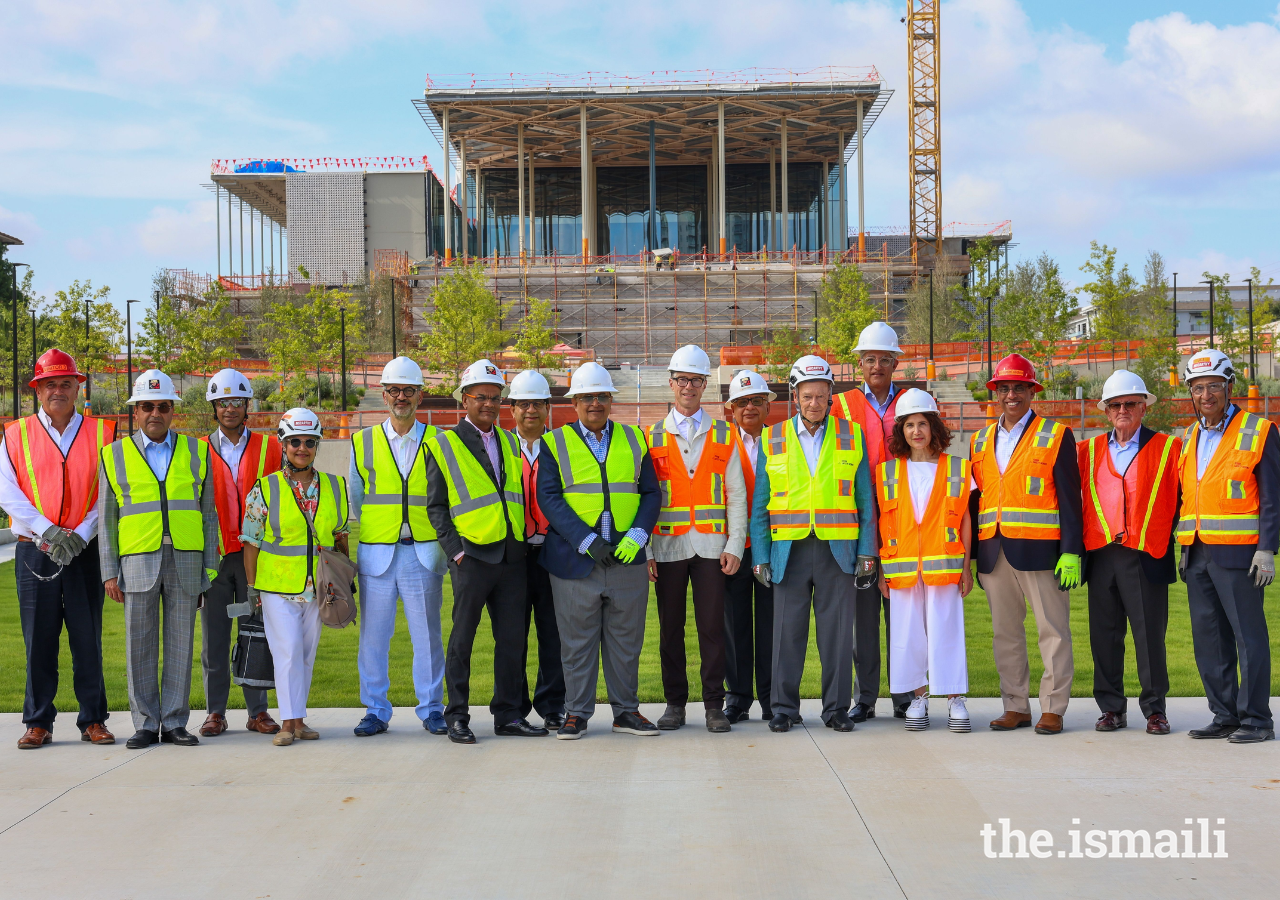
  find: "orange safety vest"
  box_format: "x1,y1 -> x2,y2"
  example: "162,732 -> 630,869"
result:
971,414 -> 1067,541
1176,410 -> 1272,546
202,430 -> 281,555
735,426 -> 759,548
522,450 -> 549,540
833,386 -> 901,471
876,454 -> 970,588
1079,432 -> 1180,557
4,414 -> 116,530
648,416 -> 736,536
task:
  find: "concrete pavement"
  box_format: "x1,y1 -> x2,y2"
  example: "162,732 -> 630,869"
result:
0,697 -> 1276,899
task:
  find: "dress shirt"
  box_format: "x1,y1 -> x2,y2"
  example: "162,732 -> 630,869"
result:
466,416 -> 502,477
1107,428 -> 1140,475
994,408 -> 1034,474
862,382 -> 898,417
649,410 -> 747,563
575,421 -> 650,555
796,416 -> 827,476
0,409 -> 96,542
1196,403 -> 1237,480
671,407 -> 703,443
737,426 -> 760,475
214,427 -> 249,486
140,430 -> 175,480
348,419 -> 444,575
519,434 -> 545,546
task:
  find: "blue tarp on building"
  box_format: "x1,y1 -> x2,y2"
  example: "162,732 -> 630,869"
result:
233,160 -> 303,173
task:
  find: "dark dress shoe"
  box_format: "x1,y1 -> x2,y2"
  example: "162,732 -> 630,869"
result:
495,718 -> 549,737
760,707 -> 773,721
850,702 -> 875,723
825,710 -> 855,732
161,727 -> 199,746
448,722 -> 477,744
894,702 -> 910,719
612,711 -> 659,735
1095,710 -> 1127,732
724,705 -> 751,724
543,713 -> 567,731
126,730 -> 159,749
1189,721 -> 1238,739
768,714 -> 791,732
1227,725 -> 1275,743
1146,713 -> 1170,735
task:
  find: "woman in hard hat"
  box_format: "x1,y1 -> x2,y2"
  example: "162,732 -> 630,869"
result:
874,388 -> 973,732
240,409 -> 350,746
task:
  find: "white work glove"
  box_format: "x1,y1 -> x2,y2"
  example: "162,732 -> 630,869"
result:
1249,550 -> 1275,588
753,563 -> 772,588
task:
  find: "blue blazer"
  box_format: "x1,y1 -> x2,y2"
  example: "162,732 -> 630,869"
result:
748,415 -> 876,583
536,420 -> 662,580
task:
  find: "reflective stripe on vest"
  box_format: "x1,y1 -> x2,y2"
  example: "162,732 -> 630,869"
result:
876,454 -> 970,588
101,434 -> 208,555
253,470 -> 347,595
544,422 -> 646,534
833,387 -> 898,470
5,414 -> 115,530
425,428 -> 525,545
762,416 -> 864,541
1081,432 -> 1178,555
648,416 -> 735,536
1177,412 -> 1271,545
204,431 -> 280,556
971,415 -> 1065,541
352,424 -> 438,544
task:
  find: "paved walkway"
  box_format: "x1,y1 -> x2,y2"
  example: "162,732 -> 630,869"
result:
0,698 -> 1275,899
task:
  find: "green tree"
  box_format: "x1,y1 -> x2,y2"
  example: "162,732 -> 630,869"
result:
136,272 -> 180,370
1203,267 -> 1276,380
43,279 -> 123,406
993,254 -> 1080,397
417,263 -> 508,396
816,260 -> 879,364
904,255 -> 968,346
0,252 -> 46,415
171,283 -> 244,376
512,298 -> 557,369
262,284 -> 365,407
1079,241 -> 1140,370
1131,251 -> 1179,431
761,327 -> 810,383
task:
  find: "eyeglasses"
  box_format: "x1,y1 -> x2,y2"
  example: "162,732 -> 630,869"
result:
214,398 -> 247,409
575,393 -> 613,404
1189,383 -> 1227,397
994,384 -> 1031,396
1106,400 -> 1144,412
136,402 -> 173,414
466,393 -> 503,405
513,399 -> 548,411
732,397 -> 768,409
384,386 -> 419,397
671,376 -> 706,388
861,356 -> 898,369
285,438 -> 318,449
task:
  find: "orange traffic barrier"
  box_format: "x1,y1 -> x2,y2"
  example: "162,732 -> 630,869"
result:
338,414 -> 350,439
1248,384 -> 1261,413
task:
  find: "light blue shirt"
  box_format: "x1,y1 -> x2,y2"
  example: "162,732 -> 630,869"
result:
574,421 -> 650,554
862,382 -> 898,417
348,420 -> 445,577
995,408 -> 1034,474
140,430 -> 175,480
1107,429 -> 1140,475
1196,404 -> 1237,481
796,417 -> 826,476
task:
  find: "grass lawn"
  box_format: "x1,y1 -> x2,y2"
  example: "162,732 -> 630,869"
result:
2,556 -> 1278,716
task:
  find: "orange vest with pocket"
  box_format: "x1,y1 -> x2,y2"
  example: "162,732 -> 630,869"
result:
203,431 -> 281,555
833,387 -> 900,471
735,426 -> 758,549
4,414 -> 116,530
876,454 -> 970,588
1176,411 -> 1272,546
971,414 -> 1066,541
1079,431 -> 1180,556
647,416 -> 736,536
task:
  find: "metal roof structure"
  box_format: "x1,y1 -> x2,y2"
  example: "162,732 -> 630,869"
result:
0,231 -> 23,246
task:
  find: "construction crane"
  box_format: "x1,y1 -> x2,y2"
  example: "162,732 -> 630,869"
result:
906,0 -> 942,264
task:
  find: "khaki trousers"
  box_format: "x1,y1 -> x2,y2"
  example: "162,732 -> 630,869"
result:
979,548 -> 1073,715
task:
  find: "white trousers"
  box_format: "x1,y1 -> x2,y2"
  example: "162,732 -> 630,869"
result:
887,582 -> 968,695
260,593 -> 322,720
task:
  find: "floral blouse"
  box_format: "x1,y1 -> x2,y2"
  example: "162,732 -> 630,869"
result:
240,471 -> 349,603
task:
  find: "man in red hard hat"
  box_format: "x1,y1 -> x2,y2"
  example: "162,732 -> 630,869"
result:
0,349 -> 117,749
969,353 -> 1084,735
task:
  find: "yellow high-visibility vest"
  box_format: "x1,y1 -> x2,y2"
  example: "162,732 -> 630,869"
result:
425,427 -> 525,545
253,470 -> 349,594
351,424 -> 439,543
762,416 -> 864,541
543,422 -> 647,534
100,434 -> 208,555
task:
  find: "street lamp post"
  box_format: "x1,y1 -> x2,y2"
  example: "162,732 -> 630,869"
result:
340,307 -> 348,411
1200,280 -> 1214,350
84,296 -> 92,406
1245,278 -> 1255,380
928,270 -> 935,365
126,300 -> 138,436
10,261 -> 28,419
986,293 -> 993,402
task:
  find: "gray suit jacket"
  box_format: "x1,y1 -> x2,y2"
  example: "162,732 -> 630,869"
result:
97,430 -> 219,595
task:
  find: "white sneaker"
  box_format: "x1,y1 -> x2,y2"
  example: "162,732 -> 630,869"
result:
905,695 -> 929,730
948,696 -> 971,732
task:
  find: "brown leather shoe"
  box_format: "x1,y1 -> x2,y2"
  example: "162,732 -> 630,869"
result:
1146,713 -> 1171,735
1095,710 -> 1127,732
18,727 -> 51,749
246,712 -> 281,735
988,711 -> 1032,731
1035,713 -> 1064,734
81,723 -> 115,744
199,713 -> 228,737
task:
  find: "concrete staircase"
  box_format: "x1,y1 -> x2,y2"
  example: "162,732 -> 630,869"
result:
927,379 -> 974,403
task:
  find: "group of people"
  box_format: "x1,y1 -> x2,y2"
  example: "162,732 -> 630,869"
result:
5,323 -> 1275,750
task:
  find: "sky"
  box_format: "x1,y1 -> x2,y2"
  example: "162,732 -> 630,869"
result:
3,0 -> 1280,310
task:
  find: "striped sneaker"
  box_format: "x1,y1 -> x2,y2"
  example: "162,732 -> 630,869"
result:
948,696 -> 971,733
905,695 -> 929,731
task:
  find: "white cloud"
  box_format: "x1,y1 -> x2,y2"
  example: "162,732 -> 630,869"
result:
0,205 -> 41,243
136,201 -> 216,257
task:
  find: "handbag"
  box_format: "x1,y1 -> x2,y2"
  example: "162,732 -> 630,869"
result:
301,497 -> 358,629
231,613 -> 275,688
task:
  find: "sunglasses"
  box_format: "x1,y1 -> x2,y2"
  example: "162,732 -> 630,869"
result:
136,402 -> 173,414
384,386 -> 419,397
732,397 -> 768,409
1106,400 -> 1143,412
286,438 -> 318,449
575,393 -> 613,404
214,398 -> 247,409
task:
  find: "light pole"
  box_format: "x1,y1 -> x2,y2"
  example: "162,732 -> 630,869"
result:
928,270 -> 935,366
126,300 -> 138,436
340,306 -> 348,411
9,261 -> 28,419
84,296 -> 92,406
30,310 -> 36,413
986,293 -> 993,402
1200,280 -> 1214,349
1245,277 -> 1255,380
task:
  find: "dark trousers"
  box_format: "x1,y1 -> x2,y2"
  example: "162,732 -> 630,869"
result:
854,584 -> 914,708
1186,540 -> 1273,729
1086,544 -> 1169,718
17,538 -> 108,731
521,546 -> 565,719
655,554 -> 727,709
724,545 -> 773,714
200,551 -> 269,717
445,555 -> 527,726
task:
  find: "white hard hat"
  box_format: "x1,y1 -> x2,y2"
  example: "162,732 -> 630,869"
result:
855,321 -> 901,355
566,361 -> 617,396
380,355 -> 424,387
726,369 -> 776,403
1098,369 -> 1157,411
668,344 -> 712,377
452,359 -> 508,402
894,387 -> 939,419
127,369 -> 180,405
789,354 -> 834,388
508,369 -> 552,400
205,368 -> 254,402
278,407 -> 323,439
1182,349 -> 1235,384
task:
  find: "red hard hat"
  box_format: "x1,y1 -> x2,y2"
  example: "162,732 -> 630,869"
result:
29,348 -> 87,388
985,353 -> 1044,393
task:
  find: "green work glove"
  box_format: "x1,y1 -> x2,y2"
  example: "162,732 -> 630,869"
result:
206,568 -> 219,585
614,536 -> 642,565
1054,553 -> 1082,591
